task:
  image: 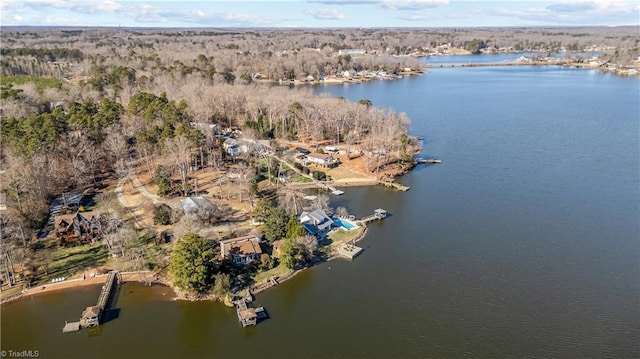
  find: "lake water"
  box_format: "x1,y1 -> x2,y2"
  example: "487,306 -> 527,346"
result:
2,60 -> 639,358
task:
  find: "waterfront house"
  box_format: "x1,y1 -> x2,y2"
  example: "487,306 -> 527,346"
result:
219,234 -> 263,265
299,209 -> 334,238
304,152 -> 338,168
54,211 -> 99,245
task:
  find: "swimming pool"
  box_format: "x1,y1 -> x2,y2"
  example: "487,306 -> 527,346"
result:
333,217 -> 358,231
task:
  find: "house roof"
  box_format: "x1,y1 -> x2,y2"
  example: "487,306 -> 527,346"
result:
301,209 -> 331,223
306,152 -> 332,161
181,197 -> 215,214
219,235 -> 263,260
82,305 -> 101,318
55,211 -> 97,235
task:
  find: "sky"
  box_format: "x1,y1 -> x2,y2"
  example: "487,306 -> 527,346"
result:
0,0 -> 638,28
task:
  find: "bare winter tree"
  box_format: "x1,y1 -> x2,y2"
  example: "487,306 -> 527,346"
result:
164,135 -> 194,196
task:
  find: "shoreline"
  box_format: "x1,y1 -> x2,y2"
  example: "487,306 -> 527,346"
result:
3,223 -> 374,305
1,271 -> 166,304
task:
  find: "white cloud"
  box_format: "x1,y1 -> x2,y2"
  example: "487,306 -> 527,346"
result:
23,0 -> 125,13
0,0 -> 22,11
308,0 -> 374,4
380,0 -> 449,10
304,7 -> 346,20
308,0 -> 449,10
484,1 -> 639,26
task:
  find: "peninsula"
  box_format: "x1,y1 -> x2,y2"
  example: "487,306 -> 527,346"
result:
2,26 -> 638,306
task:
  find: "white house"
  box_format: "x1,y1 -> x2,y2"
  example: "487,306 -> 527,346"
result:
299,209 -> 334,237
304,152 -> 338,168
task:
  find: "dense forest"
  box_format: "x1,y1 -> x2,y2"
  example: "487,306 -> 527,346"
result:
1,26 -> 638,298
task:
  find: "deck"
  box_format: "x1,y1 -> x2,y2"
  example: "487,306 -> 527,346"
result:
234,299 -> 269,327
62,321 -> 81,333
359,208 -> 388,223
337,243 -> 363,259
64,271 -> 121,332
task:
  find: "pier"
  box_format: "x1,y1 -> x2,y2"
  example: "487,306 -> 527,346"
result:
234,299 -> 268,327
415,157 -> 442,164
63,271 -> 121,332
359,208 -> 388,223
379,181 -> 410,191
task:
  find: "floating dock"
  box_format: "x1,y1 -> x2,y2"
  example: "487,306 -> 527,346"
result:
62,321 -> 81,333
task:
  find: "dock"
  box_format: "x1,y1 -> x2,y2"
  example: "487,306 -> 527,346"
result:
62,321 -> 81,333
415,157 -> 442,164
359,208 -> 388,223
63,271 -> 122,332
234,299 -> 269,327
337,243 -> 363,259
379,181 -> 410,191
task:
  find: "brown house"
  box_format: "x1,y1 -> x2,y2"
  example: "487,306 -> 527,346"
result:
219,234 -> 263,265
54,211 -> 99,245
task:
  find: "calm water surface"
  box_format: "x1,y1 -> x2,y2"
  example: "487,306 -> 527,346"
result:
3,61 -> 638,359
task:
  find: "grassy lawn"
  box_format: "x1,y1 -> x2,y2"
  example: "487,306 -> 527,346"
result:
291,174 -> 313,183
328,225 -> 364,244
37,238 -> 109,285
252,264 -> 293,285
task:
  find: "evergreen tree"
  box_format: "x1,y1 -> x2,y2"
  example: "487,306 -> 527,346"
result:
169,232 -> 216,294
286,215 -> 306,239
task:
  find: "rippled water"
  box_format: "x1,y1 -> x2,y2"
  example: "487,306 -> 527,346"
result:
2,61 -> 638,358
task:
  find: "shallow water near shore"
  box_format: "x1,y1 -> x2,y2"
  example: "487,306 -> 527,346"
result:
2,60 -> 639,358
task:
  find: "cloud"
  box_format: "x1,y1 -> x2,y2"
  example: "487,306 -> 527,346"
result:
547,2 -> 597,12
304,7 -> 345,20
23,0 -> 124,13
0,0 -> 22,11
380,0 -> 449,10
308,0 -> 449,10
482,1 -> 639,26
308,0 -> 374,4
19,0 -> 273,26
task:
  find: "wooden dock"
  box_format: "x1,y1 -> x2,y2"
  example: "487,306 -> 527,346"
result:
379,181 -> 410,191
62,321 -> 81,333
415,157 -> 442,164
234,299 -> 269,327
96,271 -> 119,309
359,208 -> 388,223
64,271 -> 121,332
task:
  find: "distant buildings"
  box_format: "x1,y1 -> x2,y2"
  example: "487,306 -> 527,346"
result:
338,49 -> 366,55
